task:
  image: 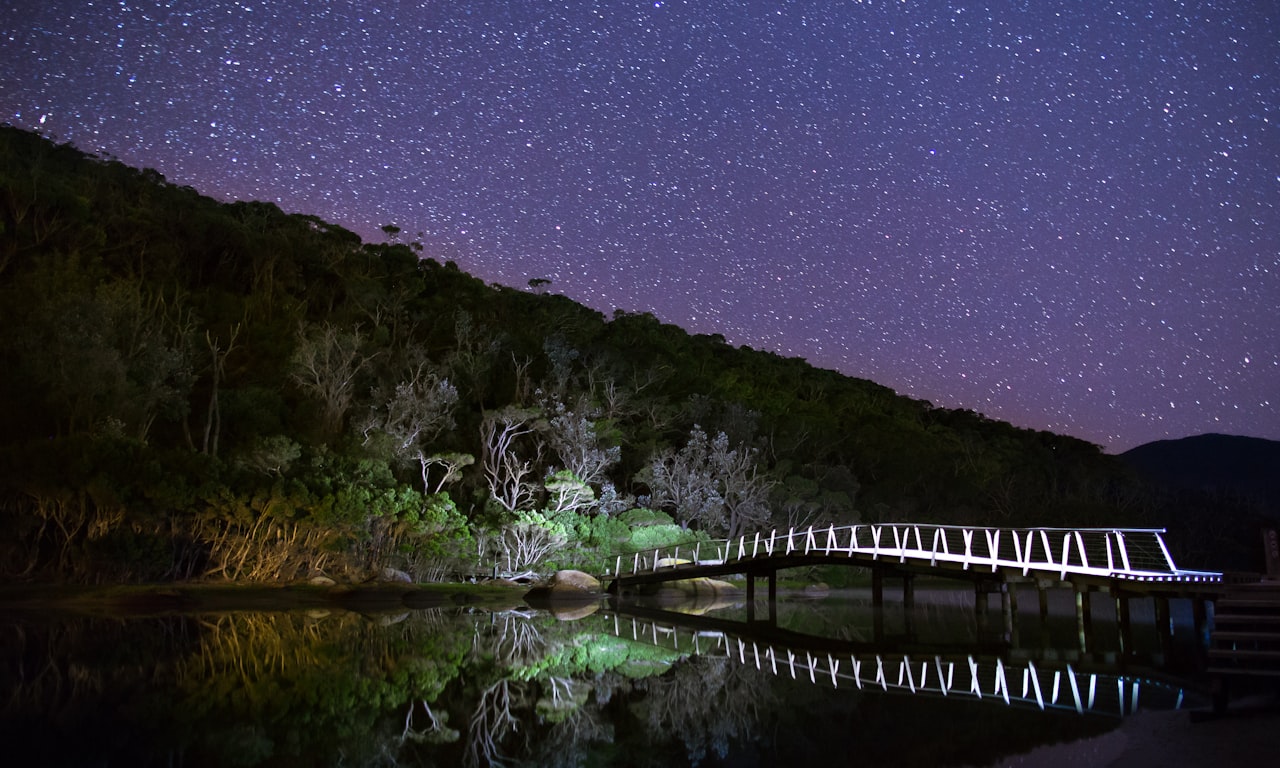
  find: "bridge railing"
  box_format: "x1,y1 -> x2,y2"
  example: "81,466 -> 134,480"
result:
609,523 -> 1222,583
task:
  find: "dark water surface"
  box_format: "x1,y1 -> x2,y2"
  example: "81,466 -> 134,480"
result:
0,585 -> 1211,767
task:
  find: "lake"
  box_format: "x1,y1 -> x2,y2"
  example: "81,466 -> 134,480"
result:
0,582 -> 1219,766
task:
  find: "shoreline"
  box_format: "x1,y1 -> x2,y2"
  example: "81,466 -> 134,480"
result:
0,581 -> 535,617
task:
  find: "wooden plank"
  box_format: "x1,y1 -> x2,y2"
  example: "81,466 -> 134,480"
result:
1210,631 -> 1280,642
1207,648 -> 1280,660
1206,666 -> 1280,677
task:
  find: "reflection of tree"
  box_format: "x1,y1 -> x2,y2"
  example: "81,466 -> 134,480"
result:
464,678 -> 523,768
4,608 -> 789,767
528,695 -> 614,768
172,610 -> 470,764
634,656 -> 778,765
401,698 -> 460,745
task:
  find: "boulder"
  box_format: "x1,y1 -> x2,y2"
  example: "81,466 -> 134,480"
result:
308,575 -> 337,586
548,600 -> 602,621
650,577 -> 741,600
645,577 -> 743,614
379,567 -> 413,583
524,570 -> 604,608
802,582 -> 830,599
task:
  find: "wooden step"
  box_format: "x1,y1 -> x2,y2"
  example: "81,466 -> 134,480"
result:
1216,598 -> 1280,610
1210,631 -> 1280,643
1214,613 -> 1280,623
1206,665 -> 1280,678
1208,647 -> 1280,660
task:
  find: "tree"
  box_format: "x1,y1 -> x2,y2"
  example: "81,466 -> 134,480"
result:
197,323 -> 240,456
494,509 -> 570,574
290,321 -> 370,436
642,426 -> 772,537
641,426 -> 723,532
543,470 -> 594,516
543,399 -> 620,489
420,452 -> 475,494
360,348 -> 459,493
447,311 -> 502,410
12,269 -> 195,440
481,407 -> 543,513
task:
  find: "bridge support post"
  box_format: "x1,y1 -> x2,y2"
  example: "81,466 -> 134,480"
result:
746,574 -> 756,622
1193,597 -> 1209,643
767,570 -> 778,623
1037,583 -> 1052,649
1114,591 -> 1133,656
903,573 -> 917,637
1075,585 -> 1093,655
871,568 -> 886,642
1006,584 -> 1020,644
1001,583 -> 1015,642
975,582 -> 990,635
1155,596 -> 1173,660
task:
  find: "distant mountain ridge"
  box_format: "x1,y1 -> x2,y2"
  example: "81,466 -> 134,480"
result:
1121,434 -> 1280,512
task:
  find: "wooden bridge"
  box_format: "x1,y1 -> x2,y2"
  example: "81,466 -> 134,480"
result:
607,523 -> 1223,596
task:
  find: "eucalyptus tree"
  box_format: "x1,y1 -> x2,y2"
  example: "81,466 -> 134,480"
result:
358,345 -> 459,493
642,426 -> 772,538
542,398 -> 620,490
289,321 -> 371,437
481,406 -> 544,513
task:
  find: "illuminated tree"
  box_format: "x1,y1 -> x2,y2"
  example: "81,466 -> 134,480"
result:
360,347 -> 459,493
482,406 -> 544,512
643,426 -> 772,537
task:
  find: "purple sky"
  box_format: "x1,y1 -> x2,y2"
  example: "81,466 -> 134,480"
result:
3,0 -> 1277,452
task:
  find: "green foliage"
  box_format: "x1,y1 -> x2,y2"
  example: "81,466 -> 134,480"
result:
618,508 -> 676,527
624,524 -> 703,553
512,632 -> 684,683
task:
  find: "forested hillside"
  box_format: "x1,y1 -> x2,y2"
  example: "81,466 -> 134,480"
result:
0,126 -> 1247,582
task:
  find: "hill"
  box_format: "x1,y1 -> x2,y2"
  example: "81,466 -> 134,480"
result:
1121,434 -> 1280,513
0,125 -> 1226,582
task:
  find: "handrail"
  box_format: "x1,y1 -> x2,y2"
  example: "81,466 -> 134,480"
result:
608,522 -> 1223,584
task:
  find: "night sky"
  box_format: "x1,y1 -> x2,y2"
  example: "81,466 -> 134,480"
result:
3,1 -> 1277,452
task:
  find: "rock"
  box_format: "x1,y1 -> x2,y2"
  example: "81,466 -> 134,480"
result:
308,575 -> 336,586
524,570 -> 604,608
549,601 -> 602,620
543,569 -> 602,593
379,567 -> 413,583
644,577 -> 742,614
802,582 -> 830,598
655,557 -> 691,568
651,577 -> 741,600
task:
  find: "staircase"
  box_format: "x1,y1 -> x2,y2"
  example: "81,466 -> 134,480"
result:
1208,580 -> 1280,679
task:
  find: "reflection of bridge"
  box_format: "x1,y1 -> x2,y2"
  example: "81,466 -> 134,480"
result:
602,606 -> 1199,719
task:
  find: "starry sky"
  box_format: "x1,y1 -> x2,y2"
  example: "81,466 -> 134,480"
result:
3,0 -> 1277,452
